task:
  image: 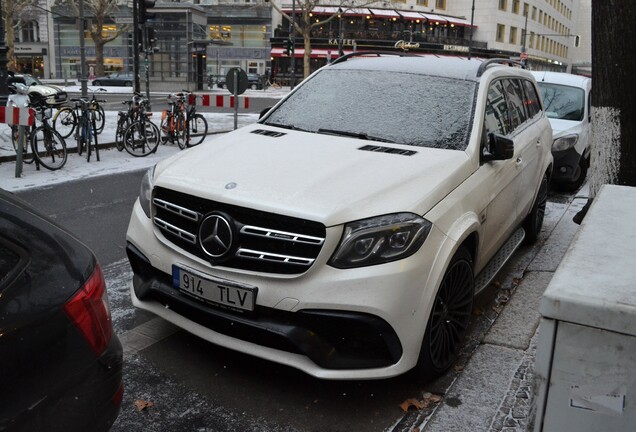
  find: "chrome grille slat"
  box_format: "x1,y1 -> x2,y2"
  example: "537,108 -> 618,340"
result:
236,248 -> 315,266
240,225 -> 325,245
154,217 -> 197,244
154,198 -> 200,221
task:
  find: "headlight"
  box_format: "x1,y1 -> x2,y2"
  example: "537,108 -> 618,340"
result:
329,213 -> 432,269
139,165 -> 155,218
552,134 -> 578,152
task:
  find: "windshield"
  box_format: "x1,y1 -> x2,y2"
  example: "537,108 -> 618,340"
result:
262,69 -> 477,150
537,82 -> 585,121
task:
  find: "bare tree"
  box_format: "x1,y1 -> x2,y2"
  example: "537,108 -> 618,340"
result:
588,0 -> 636,195
54,0 -> 128,76
2,0 -> 39,70
267,0 -> 380,79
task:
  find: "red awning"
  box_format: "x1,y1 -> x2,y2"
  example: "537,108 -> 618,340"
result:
397,11 -> 427,21
421,13 -> 448,25
282,6 -> 371,17
368,8 -> 401,19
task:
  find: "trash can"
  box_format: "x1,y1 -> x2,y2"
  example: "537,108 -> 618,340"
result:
533,184 -> 636,431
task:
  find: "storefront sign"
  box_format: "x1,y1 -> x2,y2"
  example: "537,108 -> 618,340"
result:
443,45 -> 469,53
394,40 -> 420,50
328,39 -> 356,46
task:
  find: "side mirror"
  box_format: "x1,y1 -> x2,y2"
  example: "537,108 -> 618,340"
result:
483,133 -> 514,162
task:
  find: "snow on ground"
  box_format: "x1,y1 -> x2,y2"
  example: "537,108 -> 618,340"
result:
0,82 -> 293,191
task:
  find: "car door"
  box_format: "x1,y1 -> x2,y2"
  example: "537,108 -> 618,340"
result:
475,79 -> 522,267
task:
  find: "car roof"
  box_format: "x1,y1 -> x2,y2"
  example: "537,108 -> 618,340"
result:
328,53 -> 531,82
531,70 -> 591,88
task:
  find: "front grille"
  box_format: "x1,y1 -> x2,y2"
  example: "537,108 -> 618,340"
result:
153,187 -> 326,274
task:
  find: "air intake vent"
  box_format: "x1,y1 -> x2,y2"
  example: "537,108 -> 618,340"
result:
251,129 -> 286,138
359,145 -> 417,156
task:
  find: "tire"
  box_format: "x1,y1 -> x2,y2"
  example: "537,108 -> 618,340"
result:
11,125 -> 36,164
250,83 -> 258,90
52,107 -> 77,139
93,105 -> 106,134
123,120 -> 160,157
415,246 -> 474,383
186,113 -> 208,147
115,114 -> 130,151
523,173 -> 549,244
93,80 -> 101,86
553,156 -> 588,192
31,126 -> 68,170
174,113 -> 188,150
160,114 -> 171,144
124,81 -> 132,87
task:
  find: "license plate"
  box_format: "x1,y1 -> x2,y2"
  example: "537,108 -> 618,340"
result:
172,265 -> 257,312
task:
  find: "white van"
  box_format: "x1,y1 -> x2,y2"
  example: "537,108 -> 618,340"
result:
532,71 -> 592,191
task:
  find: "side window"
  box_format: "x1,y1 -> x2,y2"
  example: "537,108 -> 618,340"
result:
522,79 -> 542,118
503,79 -> 528,132
484,80 -> 510,137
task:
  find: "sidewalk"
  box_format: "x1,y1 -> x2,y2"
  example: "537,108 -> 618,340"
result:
413,187 -> 589,432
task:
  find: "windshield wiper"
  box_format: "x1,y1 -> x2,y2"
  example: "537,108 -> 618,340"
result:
317,128 -> 395,143
264,122 -> 310,132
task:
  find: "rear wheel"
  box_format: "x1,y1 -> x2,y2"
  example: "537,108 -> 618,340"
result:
174,113 -> 188,150
31,126 -> 68,170
123,120 -> 160,157
186,113 -> 208,147
415,247 -> 474,383
93,105 -> 106,134
554,156 -> 588,192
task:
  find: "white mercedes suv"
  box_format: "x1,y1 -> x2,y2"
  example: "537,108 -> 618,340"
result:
126,54 -> 553,381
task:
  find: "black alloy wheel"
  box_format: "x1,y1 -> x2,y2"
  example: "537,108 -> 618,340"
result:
416,246 -> 474,382
523,173 -> 549,244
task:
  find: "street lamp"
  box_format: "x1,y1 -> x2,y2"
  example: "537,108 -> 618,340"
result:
467,0 -> 475,59
338,8 -> 343,57
288,0 -> 295,88
0,0 -> 9,105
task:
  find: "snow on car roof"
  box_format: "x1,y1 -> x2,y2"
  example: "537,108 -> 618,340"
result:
329,54 -> 485,81
531,70 -> 591,87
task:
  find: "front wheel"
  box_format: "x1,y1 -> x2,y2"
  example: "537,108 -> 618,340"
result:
52,107 -> 77,139
186,113 -> 208,147
554,157 -> 588,192
123,120 -> 160,157
31,126 -> 68,170
523,173 -> 549,244
415,247 -> 474,383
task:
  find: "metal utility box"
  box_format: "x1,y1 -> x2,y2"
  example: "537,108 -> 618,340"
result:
533,185 -> 636,432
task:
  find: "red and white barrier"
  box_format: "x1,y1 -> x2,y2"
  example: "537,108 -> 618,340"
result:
189,94 -> 250,109
0,106 -> 35,126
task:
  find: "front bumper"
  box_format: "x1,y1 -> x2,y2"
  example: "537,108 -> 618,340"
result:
128,242 -> 402,369
551,146 -> 583,182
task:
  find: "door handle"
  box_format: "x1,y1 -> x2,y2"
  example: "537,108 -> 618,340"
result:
536,138 -> 542,147
516,157 -> 523,166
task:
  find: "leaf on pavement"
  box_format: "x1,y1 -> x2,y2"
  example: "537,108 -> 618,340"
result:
135,399 -> 155,412
400,398 -> 425,412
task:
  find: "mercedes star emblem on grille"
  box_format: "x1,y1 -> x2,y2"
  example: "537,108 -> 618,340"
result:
199,214 -> 234,259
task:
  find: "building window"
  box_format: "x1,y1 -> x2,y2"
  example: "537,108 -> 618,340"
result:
523,3 -> 529,17
513,0 -> 520,14
496,24 -> 506,42
435,0 -> 446,9
498,0 -> 507,11
529,31 -> 535,48
532,6 -> 537,20
21,21 -> 39,43
416,0 -> 428,5
509,26 -> 517,44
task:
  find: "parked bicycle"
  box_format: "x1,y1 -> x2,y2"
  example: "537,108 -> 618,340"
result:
70,97 -> 100,162
8,83 -> 68,170
120,93 -> 160,157
52,88 -> 106,139
160,91 -> 208,149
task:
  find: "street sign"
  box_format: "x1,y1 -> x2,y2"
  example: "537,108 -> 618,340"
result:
521,51 -> 528,60
115,17 -> 134,24
226,68 -> 248,95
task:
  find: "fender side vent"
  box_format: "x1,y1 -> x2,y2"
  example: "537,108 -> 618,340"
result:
251,129 -> 286,138
359,145 -> 417,156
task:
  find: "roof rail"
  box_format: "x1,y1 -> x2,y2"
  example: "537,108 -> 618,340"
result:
476,58 -> 524,77
330,50 -> 419,66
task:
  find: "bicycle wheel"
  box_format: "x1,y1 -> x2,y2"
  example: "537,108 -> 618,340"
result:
159,112 -> 171,144
11,125 -> 36,164
115,114 -> 130,151
123,119 -> 160,157
186,113 -> 208,147
93,105 -> 106,134
91,110 -> 100,161
77,115 -> 87,156
52,107 -> 77,139
31,126 -> 68,170
175,112 -> 188,150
